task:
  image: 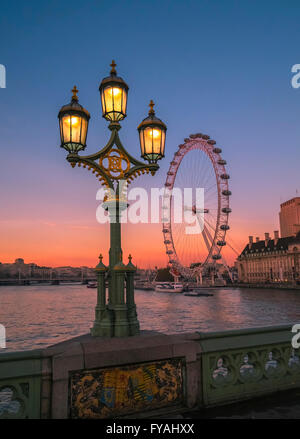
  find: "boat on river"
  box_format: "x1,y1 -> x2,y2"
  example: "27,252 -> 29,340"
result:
155,282 -> 184,293
135,280 -> 155,291
184,290 -> 214,297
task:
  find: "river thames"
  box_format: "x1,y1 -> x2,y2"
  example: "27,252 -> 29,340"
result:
1,285 -> 300,352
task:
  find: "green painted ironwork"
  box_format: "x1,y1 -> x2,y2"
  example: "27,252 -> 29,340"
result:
66,122 -> 159,338
198,324 -> 300,407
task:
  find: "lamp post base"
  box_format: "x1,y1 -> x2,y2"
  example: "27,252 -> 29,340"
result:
90,323 -> 112,338
91,306 -> 113,337
111,304 -> 131,337
127,305 -> 140,336
90,305 -> 140,338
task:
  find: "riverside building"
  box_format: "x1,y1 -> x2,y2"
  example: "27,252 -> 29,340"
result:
237,231 -> 300,283
279,197 -> 300,238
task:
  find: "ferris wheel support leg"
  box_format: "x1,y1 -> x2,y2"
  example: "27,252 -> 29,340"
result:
199,271 -> 203,285
220,255 -> 233,283
201,224 -> 213,252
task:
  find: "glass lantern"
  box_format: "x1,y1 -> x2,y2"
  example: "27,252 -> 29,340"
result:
58,86 -> 90,153
138,100 -> 167,163
99,61 -> 129,122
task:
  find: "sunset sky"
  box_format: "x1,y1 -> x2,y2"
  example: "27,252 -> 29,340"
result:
1,0 -> 300,268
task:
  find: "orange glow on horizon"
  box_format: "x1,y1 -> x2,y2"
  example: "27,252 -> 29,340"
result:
0,216 -> 247,269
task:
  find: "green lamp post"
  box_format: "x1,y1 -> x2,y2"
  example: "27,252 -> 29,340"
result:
58,61 -> 167,337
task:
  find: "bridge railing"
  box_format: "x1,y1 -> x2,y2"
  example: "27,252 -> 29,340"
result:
0,350 -> 43,419
197,324 -> 300,407
0,324 -> 299,418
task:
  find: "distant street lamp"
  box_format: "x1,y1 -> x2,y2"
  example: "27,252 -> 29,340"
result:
58,61 -> 167,337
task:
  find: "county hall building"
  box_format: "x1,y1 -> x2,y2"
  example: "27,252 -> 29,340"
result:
237,197 -> 300,283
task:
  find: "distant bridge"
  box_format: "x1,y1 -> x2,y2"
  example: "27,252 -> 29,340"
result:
0,278 -> 97,286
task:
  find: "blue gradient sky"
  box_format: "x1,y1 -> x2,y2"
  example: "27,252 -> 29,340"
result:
1,0 -> 300,267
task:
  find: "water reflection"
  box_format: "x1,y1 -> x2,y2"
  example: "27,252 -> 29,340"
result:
1,286 -> 300,351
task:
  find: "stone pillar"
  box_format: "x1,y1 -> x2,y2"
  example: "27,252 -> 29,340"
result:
112,262 -> 130,337
91,255 -> 112,337
126,255 -> 140,336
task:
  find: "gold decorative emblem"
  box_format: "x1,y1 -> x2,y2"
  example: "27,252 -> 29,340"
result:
70,359 -> 183,419
100,149 -> 130,179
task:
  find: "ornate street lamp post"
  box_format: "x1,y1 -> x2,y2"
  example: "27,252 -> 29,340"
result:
58,61 -> 167,337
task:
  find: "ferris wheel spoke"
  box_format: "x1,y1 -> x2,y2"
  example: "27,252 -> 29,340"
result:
205,182 -> 217,192
203,223 -> 215,245
205,214 -> 217,228
201,226 -> 212,253
205,214 -> 219,240
204,187 -> 218,199
201,169 -> 215,191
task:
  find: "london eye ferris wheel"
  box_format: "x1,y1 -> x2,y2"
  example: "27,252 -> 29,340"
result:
162,133 -> 231,280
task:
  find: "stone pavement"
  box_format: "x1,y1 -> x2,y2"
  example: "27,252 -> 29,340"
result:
181,389 -> 300,419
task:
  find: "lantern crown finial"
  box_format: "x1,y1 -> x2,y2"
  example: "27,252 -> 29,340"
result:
71,85 -> 79,102
110,60 -> 117,75
149,100 -> 155,116
99,253 -> 103,262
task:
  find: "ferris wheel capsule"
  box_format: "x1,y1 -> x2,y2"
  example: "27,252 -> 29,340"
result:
213,147 -> 222,153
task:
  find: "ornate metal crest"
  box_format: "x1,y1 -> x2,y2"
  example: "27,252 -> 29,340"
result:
66,126 -> 158,191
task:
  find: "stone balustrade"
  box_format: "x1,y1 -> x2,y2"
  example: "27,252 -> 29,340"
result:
198,325 -> 300,407
0,324 -> 299,418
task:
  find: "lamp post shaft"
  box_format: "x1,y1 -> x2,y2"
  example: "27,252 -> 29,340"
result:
91,193 -> 139,337
109,202 -> 123,270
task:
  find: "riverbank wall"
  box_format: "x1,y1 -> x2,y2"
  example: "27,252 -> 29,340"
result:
233,283 -> 300,290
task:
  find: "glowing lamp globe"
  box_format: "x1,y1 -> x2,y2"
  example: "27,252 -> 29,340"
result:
138,100 -> 167,163
99,61 -> 129,122
58,86 -> 90,153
